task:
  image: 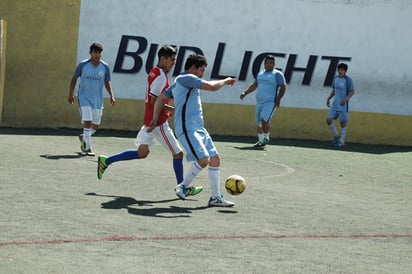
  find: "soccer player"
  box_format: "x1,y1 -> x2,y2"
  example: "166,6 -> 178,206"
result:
326,62 -> 355,147
97,45 -> 202,197
68,42 -> 116,156
148,54 -> 236,207
240,55 -> 286,147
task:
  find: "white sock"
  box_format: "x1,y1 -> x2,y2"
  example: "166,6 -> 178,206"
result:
329,124 -> 339,137
181,161 -> 203,187
83,128 -> 92,149
340,127 -> 347,143
91,129 -> 96,135
263,132 -> 270,140
208,166 -> 220,198
258,133 -> 264,140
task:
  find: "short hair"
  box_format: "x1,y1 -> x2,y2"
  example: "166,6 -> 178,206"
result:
184,54 -> 208,70
158,45 -> 177,59
90,42 -> 103,53
265,55 -> 275,62
337,63 -> 348,71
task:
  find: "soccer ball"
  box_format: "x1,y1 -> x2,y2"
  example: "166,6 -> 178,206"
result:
225,175 -> 246,195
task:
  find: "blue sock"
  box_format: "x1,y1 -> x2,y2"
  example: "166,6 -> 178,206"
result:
106,149 -> 140,166
173,158 -> 184,184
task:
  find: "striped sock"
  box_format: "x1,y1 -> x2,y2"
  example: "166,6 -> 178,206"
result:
181,161 -> 203,187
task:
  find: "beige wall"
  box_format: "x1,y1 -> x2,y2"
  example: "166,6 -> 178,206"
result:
0,0 -> 411,146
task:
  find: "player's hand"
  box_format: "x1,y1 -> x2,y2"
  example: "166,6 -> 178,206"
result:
68,96 -> 75,104
326,99 -> 330,108
225,77 -> 236,86
275,98 -> 281,107
240,92 -> 246,100
146,119 -> 157,132
340,99 -> 346,106
110,97 -> 116,106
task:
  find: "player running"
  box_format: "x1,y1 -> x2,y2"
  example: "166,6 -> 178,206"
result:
97,45 -> 202,197
148,54 -> 236,207
240,55 -> 286,147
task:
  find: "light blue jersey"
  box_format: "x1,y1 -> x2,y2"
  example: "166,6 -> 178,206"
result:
73,59 -> 111,109
331,75 -> 355,112
255,69 -> 286,104
164,73 -> 203,137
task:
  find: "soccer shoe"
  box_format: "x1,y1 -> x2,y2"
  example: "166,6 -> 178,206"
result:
332,136 -> 340,145
253,139 -> 265,148
184,186 -> 203,197
175,184 -> 187,200
97,155 -> 108,179
334,141 -> 345,147
208,194 -> 235,207
84,149 -> 95,157
262,138 -> 270,145
79,134 -> 87,152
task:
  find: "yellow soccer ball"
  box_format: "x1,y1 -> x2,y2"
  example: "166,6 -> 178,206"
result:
225,175 -> 246,195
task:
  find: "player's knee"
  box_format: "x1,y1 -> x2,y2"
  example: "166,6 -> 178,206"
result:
137,146 -> 150,159
209,155 -> 220,167
173,151 -> 184,159
197,157 -> 210,168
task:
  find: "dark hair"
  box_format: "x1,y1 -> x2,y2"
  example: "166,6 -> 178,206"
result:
90,42 -> 103,53
184,54 -> 208,70
265,55 -> 275,62
158,45 -> 177,59
337,63 -> 348,71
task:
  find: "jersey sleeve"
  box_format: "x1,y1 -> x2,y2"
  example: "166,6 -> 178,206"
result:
149,70 -> 167,98
104,63 -> 111,82
178,74 -> 202,89
73,60 -> 88,78
275,71 -> 286,85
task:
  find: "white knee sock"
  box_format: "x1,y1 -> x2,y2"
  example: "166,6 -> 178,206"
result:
329,124 -> 339,137
181,161 -> 203,187
208,166 -> 220,198
83,128 -> 92,150
340,127 -> 348,143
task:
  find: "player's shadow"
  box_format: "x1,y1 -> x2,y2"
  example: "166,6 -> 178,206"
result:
86,192 -> 209,218
40,153 -> 85,160
233,146 -> 265,151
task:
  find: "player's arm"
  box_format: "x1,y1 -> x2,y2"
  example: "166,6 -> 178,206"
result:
240,81 -> 258,100
149,94 -> 174,114
147,92 -> 169,132
275,84 -> 286,107
104,81 -> 116,106
201,77 -> 236,91
341,90 -> 355,106
68,76 -> 78,104
326,89 -> 335,107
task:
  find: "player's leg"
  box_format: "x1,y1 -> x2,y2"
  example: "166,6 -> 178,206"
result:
174,130 -> 209,199
255,104 -> 264,145
97,125 -> 152,179
79,106 -> 95,155
337,111 -> 349,146
326,109 -> 340,144
155,121 -> 185,184
260,102 -> 276,145
205,135 -> 234,207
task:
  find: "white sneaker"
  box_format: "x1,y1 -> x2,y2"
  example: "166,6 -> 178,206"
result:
175,184 -> 186,200
208,194 -> 235,207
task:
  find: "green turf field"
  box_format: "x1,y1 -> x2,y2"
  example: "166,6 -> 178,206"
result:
0,128 -> 411,273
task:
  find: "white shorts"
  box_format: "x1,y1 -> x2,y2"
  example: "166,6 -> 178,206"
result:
79,106 -> 103,125
135,121 -> 183,155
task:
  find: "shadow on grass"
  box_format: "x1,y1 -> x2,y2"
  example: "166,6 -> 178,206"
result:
40,153 -> 85,160
85,192 -> 213,218
2,127 -> 410,155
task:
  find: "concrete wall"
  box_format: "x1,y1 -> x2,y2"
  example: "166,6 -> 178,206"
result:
1,0 -> 411,146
